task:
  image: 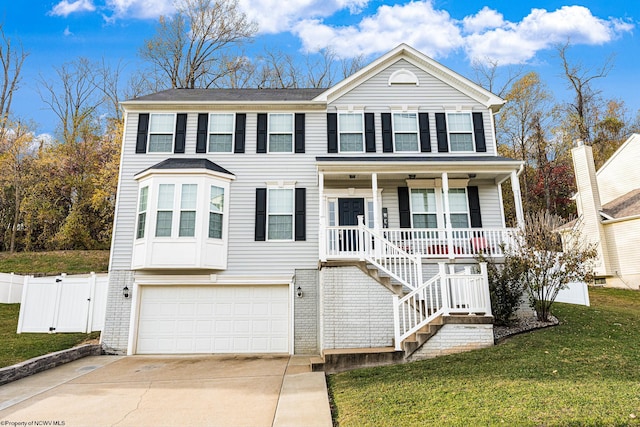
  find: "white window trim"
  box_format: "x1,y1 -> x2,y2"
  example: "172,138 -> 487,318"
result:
208,185 -> 225,239
448,187 -> 471,228
148,113 -> 176,153
136,186 -> 148,239
445,111 -> 475,153
267,113 -> 294,154
337,112 -> 365,153
409,188 -> 438,228
266,186 -> 295,241
392,112 -> 420,153
208,112 -> 235,153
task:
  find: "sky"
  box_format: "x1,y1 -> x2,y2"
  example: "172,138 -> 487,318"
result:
1,0 -> 638,136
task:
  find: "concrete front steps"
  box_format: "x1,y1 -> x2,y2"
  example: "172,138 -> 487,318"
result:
312,315 -> 494,373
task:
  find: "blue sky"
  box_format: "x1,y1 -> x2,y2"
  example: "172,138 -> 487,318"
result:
2,0 -> 638,136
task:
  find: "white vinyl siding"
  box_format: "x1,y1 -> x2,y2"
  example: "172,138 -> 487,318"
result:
208,113 -> 234,152
393,113 -> 419,152
338,113 -> 364,152
148,113 -> 174,153
268,114 -> 293,153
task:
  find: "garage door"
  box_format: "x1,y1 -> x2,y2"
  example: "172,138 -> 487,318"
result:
136,285 -> 289,354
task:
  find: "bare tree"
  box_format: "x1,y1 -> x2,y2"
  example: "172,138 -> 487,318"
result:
0,24 -> 28,129
38,57 -> 103,144
471,57 -> 523,98
557,42 -> 613,143
139,0 -> 257,89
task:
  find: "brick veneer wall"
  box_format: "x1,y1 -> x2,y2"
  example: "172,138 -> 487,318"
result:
320,266 -> 395,349
100,270 -> 134,354
294,269 -> 320,354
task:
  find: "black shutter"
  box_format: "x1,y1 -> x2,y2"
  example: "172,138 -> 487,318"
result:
472,112 -> 486,152
136,113 -> 149,153
257,113 -> 267,153
255,188 -> 267,241
174,113 -> 187,153
467,186 -> 483,228
295,188 -> 306,241
365,113 -> 376,153
398,186 -> 411,228
196,113 -> 208,153
418,113 -> 431,152
327,113 -> 338,153
234,113 -> 246,153
382,113 -> 393,153
295,113 -> 305,153
435,113 -> 448,153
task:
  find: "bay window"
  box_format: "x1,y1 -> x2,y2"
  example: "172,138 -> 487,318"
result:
209,185 -> 224,239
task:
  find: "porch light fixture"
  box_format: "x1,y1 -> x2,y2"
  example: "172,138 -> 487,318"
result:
468,173 -> 477,178
408,174 -> 416,179
123,286 -> 130,298
349,174 -> 356,179
296,286 -> 303,298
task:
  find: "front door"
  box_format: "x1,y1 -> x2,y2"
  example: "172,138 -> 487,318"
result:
338,198 -> 364,252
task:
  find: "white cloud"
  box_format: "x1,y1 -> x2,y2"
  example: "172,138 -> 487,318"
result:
464,6 -> 634,64
49,0 -> 96,17
462,6 -> 504,34
105,0 -> 175,19
238,0 -> 370,34
294,1 -> 463,58
63,26 -> 73,36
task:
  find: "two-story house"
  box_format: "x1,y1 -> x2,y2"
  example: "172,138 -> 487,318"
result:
102,44 -> 524,367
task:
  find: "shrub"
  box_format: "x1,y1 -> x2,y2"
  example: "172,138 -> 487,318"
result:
478,251 -> 526,326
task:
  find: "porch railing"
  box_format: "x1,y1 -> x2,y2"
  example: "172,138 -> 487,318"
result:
392,262 -> 491,350
382,227 -> 515,258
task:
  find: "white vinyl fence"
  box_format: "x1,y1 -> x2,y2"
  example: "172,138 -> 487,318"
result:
0,272 -> 24,303
555,281 -> 590,306
16,273 -> 108,333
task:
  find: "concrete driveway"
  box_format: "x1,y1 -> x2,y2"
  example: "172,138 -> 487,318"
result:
0,355 -> 331,427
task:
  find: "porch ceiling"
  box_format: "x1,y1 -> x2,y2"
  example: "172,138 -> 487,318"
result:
316,156 -> 522,184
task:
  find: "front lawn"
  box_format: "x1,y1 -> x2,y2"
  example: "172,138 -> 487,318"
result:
328,287 -> 640,426
0,250 -> 110,275
0,304 -> 99,368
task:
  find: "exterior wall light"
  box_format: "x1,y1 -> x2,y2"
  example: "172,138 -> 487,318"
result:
123,286 -> 130,298
296,286 -> 303,298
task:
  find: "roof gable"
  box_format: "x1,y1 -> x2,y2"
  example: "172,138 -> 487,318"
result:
314,44 -> 505,112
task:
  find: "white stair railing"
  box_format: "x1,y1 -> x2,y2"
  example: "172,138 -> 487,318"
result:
357,216 -> 422,290
392,262 -> 490,351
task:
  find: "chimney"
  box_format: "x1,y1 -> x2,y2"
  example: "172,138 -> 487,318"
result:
571,143 -> 611,275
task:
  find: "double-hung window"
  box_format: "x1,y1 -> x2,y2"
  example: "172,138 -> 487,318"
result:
148,114 -> 174,152
448,188 -> 470,228
155,184 -> 175,237
208,113 -> 234,152
269,114 -> 293,152
179,184 -> 197,237
447,113 -> 474,152
410,189 -> 437,228
209,185 -> 224,239
393,113 -> 419,152
136,186 -> 148,239
267,188 -> 294,240
338,113 -> 364,152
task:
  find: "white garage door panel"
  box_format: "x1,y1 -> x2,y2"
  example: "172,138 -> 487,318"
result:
137,285 -> 289,354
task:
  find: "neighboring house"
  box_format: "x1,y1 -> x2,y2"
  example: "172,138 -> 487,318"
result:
568,135 -> 640,290
102,44 -> 525,366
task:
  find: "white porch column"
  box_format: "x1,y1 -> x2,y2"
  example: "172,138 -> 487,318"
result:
511,170 -> 525,227
441,172 -> 454,259
371,172 -> 379,233
319,172 -> 326,262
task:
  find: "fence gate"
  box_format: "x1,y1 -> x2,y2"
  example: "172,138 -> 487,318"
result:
16,273 -> 108,333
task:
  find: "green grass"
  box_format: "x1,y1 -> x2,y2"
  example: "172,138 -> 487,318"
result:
0,250 -> 110,275
328,287 -> 640,426
0,304 -> 100,368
